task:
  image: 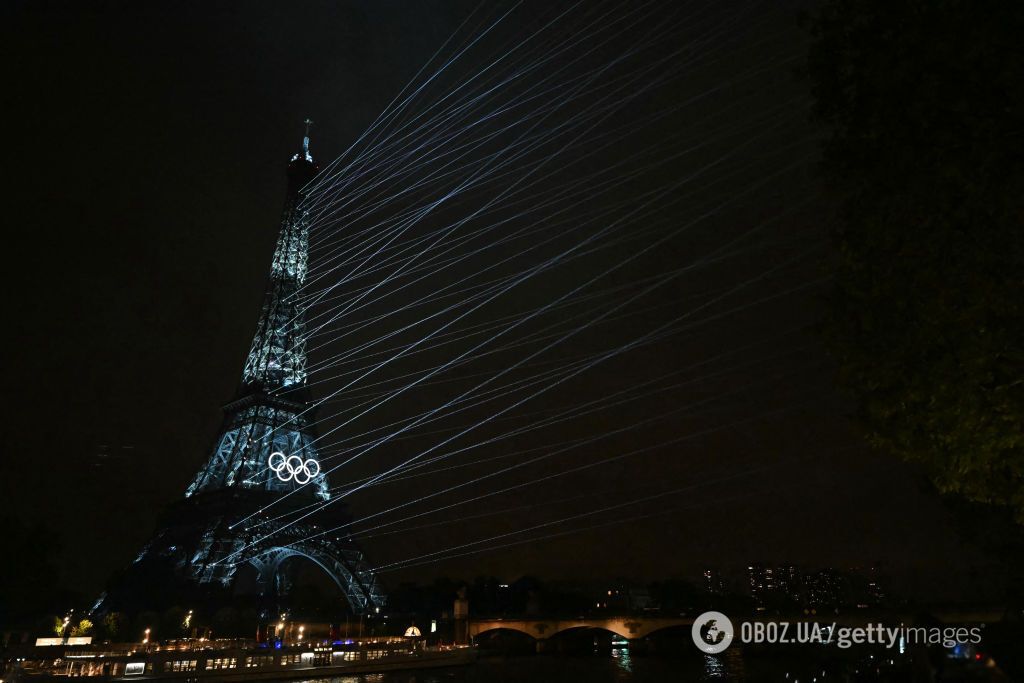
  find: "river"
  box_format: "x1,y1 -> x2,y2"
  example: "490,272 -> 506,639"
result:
290,648 -> 803,683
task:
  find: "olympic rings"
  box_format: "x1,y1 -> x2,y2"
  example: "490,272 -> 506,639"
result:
268,451 -> 321,485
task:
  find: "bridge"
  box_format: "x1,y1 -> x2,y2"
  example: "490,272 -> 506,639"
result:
469,616 -> 692,643
469,608 -> 1004,648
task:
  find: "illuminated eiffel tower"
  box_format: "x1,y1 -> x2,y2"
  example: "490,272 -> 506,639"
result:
97,123 -> 386,616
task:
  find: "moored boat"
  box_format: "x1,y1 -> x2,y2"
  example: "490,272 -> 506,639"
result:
1,638 -> 476,680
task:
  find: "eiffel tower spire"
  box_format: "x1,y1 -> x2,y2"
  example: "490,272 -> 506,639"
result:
242,124 -> 317,392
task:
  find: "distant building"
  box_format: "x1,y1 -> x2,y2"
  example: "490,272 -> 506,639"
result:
747,564 -> 802,606
805,568 -> 846,606
744,563 -> 888,609
703,568 -> 725,595
866,570 -> 886,604
849,566 -> 887,607
599,583 -> 652,611
747,563 -> 766,602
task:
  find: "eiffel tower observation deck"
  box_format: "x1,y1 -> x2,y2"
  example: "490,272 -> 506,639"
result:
97,123 -> 386,616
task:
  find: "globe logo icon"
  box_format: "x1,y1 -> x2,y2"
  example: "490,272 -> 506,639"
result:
691,611 -> 734,653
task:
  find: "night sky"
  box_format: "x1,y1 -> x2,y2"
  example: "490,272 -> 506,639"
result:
2,0 -> 1002,604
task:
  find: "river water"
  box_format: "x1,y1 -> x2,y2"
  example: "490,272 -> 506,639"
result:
292,649 -> 786,683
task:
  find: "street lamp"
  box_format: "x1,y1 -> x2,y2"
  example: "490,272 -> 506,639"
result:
142,628 -> 150,645
61,609 -> 74,644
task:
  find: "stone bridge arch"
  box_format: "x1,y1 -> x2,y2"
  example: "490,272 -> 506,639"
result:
470,617 -> 693,642
472,625 -> 540,640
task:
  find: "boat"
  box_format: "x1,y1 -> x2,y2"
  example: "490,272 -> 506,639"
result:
1,637 -> 476,680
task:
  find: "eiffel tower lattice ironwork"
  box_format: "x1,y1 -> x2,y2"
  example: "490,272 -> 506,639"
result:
97,123 -> 386,615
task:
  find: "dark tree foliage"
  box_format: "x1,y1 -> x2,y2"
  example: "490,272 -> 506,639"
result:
648,579 -> 701,613
0,516 -> 66,628
808,1 -> 1024,518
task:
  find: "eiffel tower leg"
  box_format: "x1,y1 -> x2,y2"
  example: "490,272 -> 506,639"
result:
252,556 -> 277,622
282,538 -> 386,614
249,550 -> 294,618
275,560 -> 294,603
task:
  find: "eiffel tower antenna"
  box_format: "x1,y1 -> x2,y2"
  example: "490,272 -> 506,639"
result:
303,118 -> 313,156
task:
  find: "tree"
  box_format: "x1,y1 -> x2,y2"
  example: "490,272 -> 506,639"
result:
649,579 -> 700,614
808,1 -> 1024,518
0,516 -> 64,628
102,612 -> 126,640
71,618 -> 94,637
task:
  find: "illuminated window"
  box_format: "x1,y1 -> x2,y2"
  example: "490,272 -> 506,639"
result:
246,655 -> 273,668
169,659 -> 197,672
206,657 -> 237,670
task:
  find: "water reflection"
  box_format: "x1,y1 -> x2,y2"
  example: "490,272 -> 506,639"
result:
701,649 -> 745,681
704,654 -> 726,678
295,646 -> 751,683
301,676 -> 379,683
610,647 -> 633,673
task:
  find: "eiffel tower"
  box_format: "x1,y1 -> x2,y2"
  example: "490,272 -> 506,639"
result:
97,123 -> 386,617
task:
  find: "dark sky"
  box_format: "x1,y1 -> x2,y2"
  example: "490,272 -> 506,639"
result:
1,0 -> 1002,605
